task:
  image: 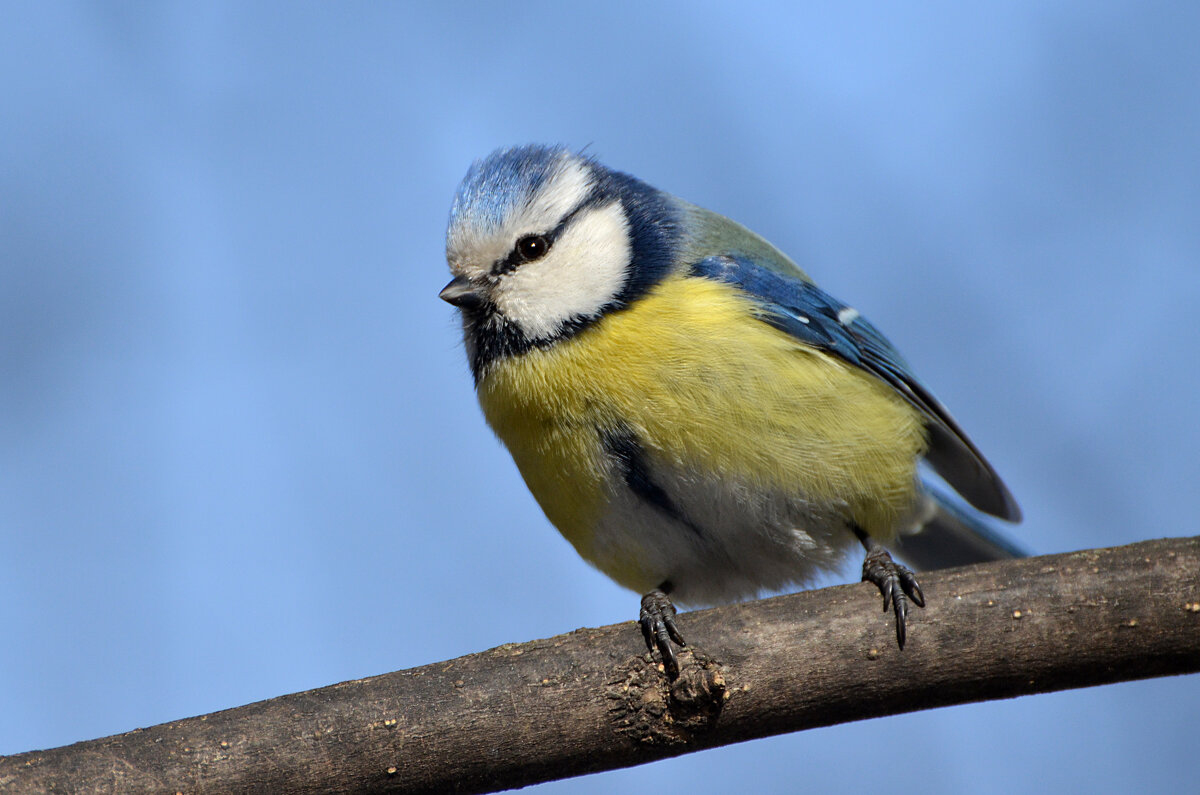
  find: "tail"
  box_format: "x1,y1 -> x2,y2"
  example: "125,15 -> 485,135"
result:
892,483 -> 1028,571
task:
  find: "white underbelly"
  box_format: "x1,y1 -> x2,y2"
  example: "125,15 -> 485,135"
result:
587,465 -> 862,606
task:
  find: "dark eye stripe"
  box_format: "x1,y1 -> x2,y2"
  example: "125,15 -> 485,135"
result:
490,194 -> 604,276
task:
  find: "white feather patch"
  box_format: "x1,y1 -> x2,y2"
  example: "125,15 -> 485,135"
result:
446,156 -> 595,284
588,464 -> 859,606
492,200 -> 631,340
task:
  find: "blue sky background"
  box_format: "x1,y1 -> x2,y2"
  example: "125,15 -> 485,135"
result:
2,3 -> 1198,792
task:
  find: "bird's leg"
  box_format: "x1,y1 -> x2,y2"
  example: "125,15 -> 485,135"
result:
639,581 -> 686,678
852,526 -> 925,648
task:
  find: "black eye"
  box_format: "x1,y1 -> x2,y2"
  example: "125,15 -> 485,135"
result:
515,234 -> 551,263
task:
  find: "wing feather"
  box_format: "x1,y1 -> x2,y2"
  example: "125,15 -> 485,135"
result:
691,254 -> 1020,521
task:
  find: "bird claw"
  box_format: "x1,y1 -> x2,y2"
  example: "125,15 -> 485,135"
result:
862,546 -> 925,648
639,587 -> 686,678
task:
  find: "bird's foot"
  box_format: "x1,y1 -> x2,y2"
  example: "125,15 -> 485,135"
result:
639,585 -> 686,678
861,545 -> 925,649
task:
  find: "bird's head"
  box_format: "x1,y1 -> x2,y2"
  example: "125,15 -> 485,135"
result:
442,145 -> 682,377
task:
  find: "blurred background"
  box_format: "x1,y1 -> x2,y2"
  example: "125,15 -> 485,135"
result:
2,2 -> 1198,792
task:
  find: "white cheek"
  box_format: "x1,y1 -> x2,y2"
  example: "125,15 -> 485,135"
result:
493,201 -> 632,340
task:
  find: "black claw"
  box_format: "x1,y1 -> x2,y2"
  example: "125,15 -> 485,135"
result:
639,587 -> 685,678
891,581 -> 909,648
900,568 -> 925,608
861,544 -> 924,649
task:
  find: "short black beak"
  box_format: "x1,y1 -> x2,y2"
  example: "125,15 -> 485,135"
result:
439,276 -> 485,309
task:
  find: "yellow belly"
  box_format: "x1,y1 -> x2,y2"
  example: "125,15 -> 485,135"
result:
476,274 -> 927,587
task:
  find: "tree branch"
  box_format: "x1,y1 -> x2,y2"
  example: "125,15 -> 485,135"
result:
4,536 -> 1198,794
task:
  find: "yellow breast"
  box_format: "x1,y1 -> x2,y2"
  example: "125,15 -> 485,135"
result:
477,274 -> 927,566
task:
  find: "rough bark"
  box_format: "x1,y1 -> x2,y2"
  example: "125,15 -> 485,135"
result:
2,536 -> 1198,794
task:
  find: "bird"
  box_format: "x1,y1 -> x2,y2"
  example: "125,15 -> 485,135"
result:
440,144 -> 1022,677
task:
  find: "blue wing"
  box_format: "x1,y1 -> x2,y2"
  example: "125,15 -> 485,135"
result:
691,254 -> 1021,522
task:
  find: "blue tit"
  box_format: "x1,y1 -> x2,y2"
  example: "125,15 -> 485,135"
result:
441,145 -> 1022,675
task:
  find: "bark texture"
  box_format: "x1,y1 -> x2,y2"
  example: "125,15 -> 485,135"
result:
2,536 -> 1198,794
